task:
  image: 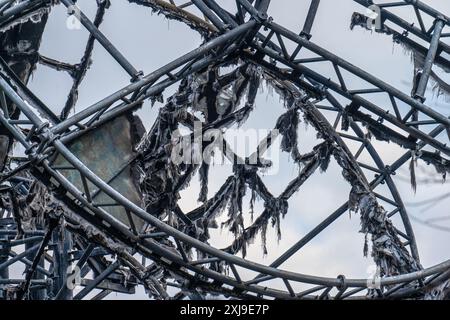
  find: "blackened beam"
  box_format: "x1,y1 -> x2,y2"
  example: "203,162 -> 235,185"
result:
414,19 -> 445,101
49,20 -> 257,134
191,0 -> 227,31
403,0 -> 450,26
254,0 -> 270,14
55,245 -> 114,300
60,0 -> 109,121
60,0 -> 141,80
2,108 -> 448,297
353,0 -> 450,55
0,0 -> 48,26
251,22 -> 450,156
16,218 -> 58,300
73,260 -> 120,300
0,57 -> 59,124
236,0 -> 268,21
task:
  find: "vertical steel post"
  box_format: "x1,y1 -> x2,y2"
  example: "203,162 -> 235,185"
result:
413,18 -> 445,101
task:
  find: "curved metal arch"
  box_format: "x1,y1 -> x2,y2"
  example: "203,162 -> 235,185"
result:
0,0 -> 448,300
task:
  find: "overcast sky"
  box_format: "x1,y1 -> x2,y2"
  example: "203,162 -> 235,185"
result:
18,0 -> 450,299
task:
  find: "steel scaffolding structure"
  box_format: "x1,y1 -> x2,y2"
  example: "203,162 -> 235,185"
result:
0,0 -> 448,300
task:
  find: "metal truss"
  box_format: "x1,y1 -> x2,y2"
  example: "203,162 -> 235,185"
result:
0,0 -> 449,300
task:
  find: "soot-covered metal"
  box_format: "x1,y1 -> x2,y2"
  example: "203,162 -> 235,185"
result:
0,0 -> 448,300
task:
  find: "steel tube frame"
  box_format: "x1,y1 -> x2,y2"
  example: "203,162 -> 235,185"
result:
246,87 -> 420,284
414,19 -> 445,101
60,0 -> 141,79
302,0 -> 320,37
0,225 -> 8,299
73,260 -> 120,300
0,84 -> 436,293
0,243 -> 39,272
191,0 -> 227,31
353,0 -> 450,55
403,0 -> 450,26
0,90 -> 447,298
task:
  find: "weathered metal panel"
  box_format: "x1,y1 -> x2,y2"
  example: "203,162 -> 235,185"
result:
53,115 -> 145,231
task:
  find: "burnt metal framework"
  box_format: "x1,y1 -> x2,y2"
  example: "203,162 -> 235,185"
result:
0,0 -> 448,300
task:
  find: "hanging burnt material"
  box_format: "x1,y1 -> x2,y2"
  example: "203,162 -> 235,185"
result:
128,0 -> 217,38
263,76 -> 422,278
52,113 -> 146,231
60,0 -> 111,120
351,11 -> 450,100
189,63 -> 259,123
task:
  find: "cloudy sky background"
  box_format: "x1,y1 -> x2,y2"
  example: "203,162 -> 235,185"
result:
13,0 -> 450,298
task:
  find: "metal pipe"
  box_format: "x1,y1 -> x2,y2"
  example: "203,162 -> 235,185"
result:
403,0 -> 450,26
0,243 -> 40,272
264,21 -> 450,129
203,0 -> 238,27
49,20 -> 256,134
302,0 -> 320,37
353,0 -> 450,55
191,0 -> 227,31
0,0 -> 45,25
51,226 -> 73,300
2,236 -> 44,248
252,41 -> 450,156
0,225 -> 8,299
236,0 -> 267,21
73,260 -> 120,300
